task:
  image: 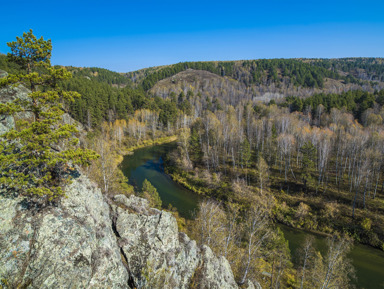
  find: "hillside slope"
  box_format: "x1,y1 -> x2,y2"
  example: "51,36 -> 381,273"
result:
130,58 -> 384,102
150,68 -> 384,105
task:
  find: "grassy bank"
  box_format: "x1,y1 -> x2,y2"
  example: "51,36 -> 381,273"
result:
114,135 -> 177,164
124,135 -> 178,152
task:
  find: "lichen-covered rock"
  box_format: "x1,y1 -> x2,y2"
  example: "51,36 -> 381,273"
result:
113,195 -> 199,289
0,175 -> 129,288
196,245 -> 238,289
112,194 -> 259,289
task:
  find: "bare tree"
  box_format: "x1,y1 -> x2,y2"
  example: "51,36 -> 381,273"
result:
239,205 -> 270,285
298,236 -> 315,289
319,235 -> 354,289
194,200 -> 226,250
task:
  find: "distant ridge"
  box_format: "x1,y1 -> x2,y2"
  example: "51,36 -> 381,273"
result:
125,58 -> 384,92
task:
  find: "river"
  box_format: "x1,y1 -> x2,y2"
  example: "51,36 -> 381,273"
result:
119,142 -> 200,218
120,142 -> 384,289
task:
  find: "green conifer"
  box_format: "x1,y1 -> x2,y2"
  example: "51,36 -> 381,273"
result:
0,30 -> 99,203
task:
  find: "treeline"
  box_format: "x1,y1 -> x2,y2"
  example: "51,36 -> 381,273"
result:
237,59 -> 341,88
0,54 -> 132,86
60,77 -> 135,126
61,74 -> 196,129
0,54 -> 191,129
59,67 -> 138,127
138,61 -> 234,90
58,69 -> 196,129
3,54 -> 383,130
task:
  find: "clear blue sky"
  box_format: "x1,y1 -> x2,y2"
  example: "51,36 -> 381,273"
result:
1,0 -> 384,72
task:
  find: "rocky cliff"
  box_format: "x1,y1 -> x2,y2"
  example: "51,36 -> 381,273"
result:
0,175 -> 129,288
0,174 -> 258,289
0,77 -> 258,288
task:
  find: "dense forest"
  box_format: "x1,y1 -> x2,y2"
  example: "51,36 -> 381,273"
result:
2,53 -> 384,288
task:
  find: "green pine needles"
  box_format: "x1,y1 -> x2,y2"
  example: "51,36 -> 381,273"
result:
0,30 -> 99,203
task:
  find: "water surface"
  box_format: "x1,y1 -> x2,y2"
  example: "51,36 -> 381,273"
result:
120,142 -> 200,218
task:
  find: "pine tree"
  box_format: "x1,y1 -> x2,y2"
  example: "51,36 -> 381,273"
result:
0,30 -> 99,203
257,154 -> 269,194
240,138 -> 251,169
300,141 -> 317,193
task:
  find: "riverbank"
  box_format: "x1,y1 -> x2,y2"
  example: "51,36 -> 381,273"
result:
166,171 -> 210,195
115,135 -> 177,163
165,159 -> 384,252
125,135 -> 177,152
115,137 -> 383,252
280,224 -> 384,289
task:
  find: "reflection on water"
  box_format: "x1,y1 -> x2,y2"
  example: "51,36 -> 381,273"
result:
120,142 -> 200,219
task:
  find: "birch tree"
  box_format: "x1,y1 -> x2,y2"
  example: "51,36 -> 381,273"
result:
319,235 -> 354,289
239,205 -> 270,285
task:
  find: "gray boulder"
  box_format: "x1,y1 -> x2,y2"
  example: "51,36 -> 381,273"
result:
0,175 -> 129,288
113,195 -> 200,289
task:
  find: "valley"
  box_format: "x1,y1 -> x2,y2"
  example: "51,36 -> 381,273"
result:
2,49 -> 384,288
120,142 -> 384,289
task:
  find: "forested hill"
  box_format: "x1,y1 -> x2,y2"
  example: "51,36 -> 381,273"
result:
3,54 -> 383,91
126,58 -> 384,89
125,58 -> 384,103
